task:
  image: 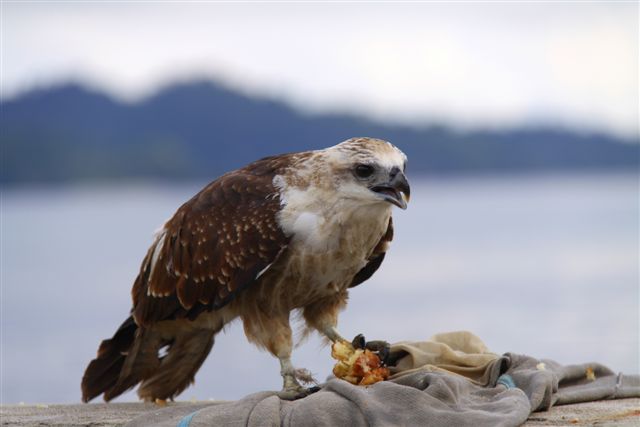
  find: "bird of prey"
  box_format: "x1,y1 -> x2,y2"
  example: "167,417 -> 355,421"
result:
81,137 -> 410,402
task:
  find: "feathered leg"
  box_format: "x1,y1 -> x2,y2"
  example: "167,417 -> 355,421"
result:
242,311 -> 317,400
303,292 -> 392,363
302,292 -> 348,344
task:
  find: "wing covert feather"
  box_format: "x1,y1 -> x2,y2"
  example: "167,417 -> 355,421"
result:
349,216 -> 394,288
132,157 -> 291,326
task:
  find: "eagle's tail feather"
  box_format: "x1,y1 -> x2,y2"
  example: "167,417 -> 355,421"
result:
83,316 -> 221,402
136,328 -> 215,401
103,325 -> 164,401
81,315 -> 137,402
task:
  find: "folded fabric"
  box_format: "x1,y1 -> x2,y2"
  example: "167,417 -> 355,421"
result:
125,331 -> 639,427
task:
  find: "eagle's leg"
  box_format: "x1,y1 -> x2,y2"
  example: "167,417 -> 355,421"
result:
302,294 -> 393,363
243,311 -> 318,400
321,325 -> 346,343
276,356 -> 319,400
303,293 -> 350,344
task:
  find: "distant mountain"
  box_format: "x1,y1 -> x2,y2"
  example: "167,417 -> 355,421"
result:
1,80 -> 638,185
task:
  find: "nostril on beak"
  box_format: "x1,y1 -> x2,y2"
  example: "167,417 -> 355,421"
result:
389,167 -> 400,179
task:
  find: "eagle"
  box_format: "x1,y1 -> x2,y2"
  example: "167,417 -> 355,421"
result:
81,137 -> 410,402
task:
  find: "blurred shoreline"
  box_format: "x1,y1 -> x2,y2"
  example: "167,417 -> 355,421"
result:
2,81 -> 637,187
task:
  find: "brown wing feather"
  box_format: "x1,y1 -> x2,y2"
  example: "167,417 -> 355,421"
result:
132,155 -> 293,327
349,216 -> 394,288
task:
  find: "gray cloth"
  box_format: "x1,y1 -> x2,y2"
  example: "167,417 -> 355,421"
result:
125,331 -> 639,427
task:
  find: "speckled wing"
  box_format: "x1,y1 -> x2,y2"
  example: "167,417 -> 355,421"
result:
131,156 -> 291,327
349,216 -> 394,288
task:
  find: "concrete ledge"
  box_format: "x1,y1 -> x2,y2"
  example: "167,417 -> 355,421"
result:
1,398 -> 638,426
523,398 -> 639,426
0,402 -> 220,427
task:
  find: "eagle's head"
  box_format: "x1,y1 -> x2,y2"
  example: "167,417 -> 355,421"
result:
326,137 -> 410,210
274,137 -> 409,247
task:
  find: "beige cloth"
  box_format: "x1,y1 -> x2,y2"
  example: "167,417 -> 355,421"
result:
390,331 -> 500,385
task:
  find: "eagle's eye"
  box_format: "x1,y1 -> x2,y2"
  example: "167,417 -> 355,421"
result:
354,164 -> 375,178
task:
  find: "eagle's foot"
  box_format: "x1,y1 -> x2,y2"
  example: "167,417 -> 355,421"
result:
294,368 -> 318,386
351,334 -> 391,365
278,359 -> 320,400
277,385 -> 320,400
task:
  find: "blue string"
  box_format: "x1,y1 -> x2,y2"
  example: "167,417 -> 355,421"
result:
497,374 -> 516,389
177,409 -> 199,427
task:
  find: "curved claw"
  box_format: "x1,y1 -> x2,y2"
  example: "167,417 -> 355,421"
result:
350,335 -> 393,365
364,340 -> 391,365
384,349 -> 409,367
364,340 -> 390,353
377,344 -> 390,364
351,334 -> 366,350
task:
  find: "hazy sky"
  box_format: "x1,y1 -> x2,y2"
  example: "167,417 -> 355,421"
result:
2,1 -> 638,138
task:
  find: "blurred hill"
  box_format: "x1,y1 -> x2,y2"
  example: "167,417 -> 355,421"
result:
1,80 -> 638,185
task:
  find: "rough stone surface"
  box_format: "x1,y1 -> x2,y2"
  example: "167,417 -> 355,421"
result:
0,398 -> 638,426
0,402 -> 221,427
524,398 -> 640,426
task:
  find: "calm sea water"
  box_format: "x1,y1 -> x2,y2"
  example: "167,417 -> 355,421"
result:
1,172 -> 638,403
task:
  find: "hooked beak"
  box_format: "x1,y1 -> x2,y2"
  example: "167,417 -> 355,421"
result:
370,170 -> 411,210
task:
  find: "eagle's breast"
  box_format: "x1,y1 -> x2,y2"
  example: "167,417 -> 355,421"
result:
269,172 -> 393,307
